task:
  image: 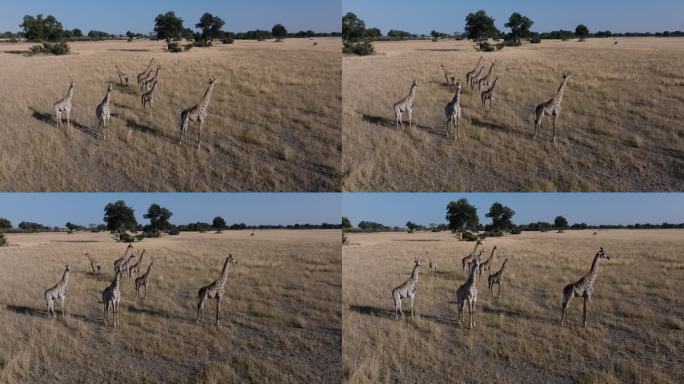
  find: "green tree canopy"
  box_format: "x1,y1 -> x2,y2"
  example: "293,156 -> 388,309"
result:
65,222 -> 78,233
212,216 -> 226,233
576,24 -> 590,41
446,199 -> 479,232
21,14 -> 65,42
104,200 -> 138,233
465,10 -> 498,48
72,28 -> 83,38
341,216 -> 352,229
486,202 -> 515,232
505,12 -> 534,44
0,217 -> 11,230
196,12 -> 225,42
342,12 -> 366,42
154,11 -> 184,42
554,216 -> 569,232
144,203 -> 173,232
272,24 -> 287,41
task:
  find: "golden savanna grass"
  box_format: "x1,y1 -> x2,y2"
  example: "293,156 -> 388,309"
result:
343,38 -> 684,191
343,230 -> 683,383
0,230 -> 341,383
0,38 -> 341,191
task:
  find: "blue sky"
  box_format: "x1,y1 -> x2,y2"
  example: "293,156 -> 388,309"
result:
343,0 -> 684,34
0,193 -> 341,227
0,0 -> 340,34
343,193 -> 684,227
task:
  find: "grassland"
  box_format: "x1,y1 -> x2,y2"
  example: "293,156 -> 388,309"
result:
342,38 -> 684,191
343,230 -> 683,383
0,230 -> 341,383
0,38 -> 341,191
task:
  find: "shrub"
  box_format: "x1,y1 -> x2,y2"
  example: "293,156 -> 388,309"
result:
193,39 -> 212,47
222,38 -> 234,44
483,230 -> 504,238
479,41 -> 496,52
342,233 -> 348,244
510,227 -> 522,235
0,233 -> 7,247
90,228 -> 101,233
184,44 -> 193,51
169,227 -> 180,235
343,40 -> 374,56
462,231 -> 478,241
30,41 -> 70,55
119,232 -> 135,243
530,36 -> 541,44
142,230 -> 161,238
167,41 -> 182,53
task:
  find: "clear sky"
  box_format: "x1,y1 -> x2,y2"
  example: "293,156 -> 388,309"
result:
0,0 -> 340,34
343,0 -> 684,35
343,193 -> 684,227
0,193 -> 341,227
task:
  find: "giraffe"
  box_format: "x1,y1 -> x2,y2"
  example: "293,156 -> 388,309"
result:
115,64 -> 129,86
85,252 -> 101,274
102,266 -> 124,327
468,65 -> 485,90
445,81 -> 463,140
44,263 -> 71,319
480,76 -> 499,111
179,78 -> 218,149
393,79 -> 417,129
560,247 -> 610,327
53,81 -> 74,128
196,254 -> 237,326
118,249 -> 138,278
533,73 -> 570,142
461,240 -> 483,271
477,61 -> 496,90
114,244 -> 134,269
441,64 -> 456,85
96,83 -> 113,140
429,256 -> 438,275
135,260 -> 154,299
391,257 -> 421,319
141,79 -> 159,114
478,245 -> 497,277
128,249 -> 146,280
465,56 -> 485,86
456,258 -> 480,328
137,58 -> 155,89
141,65 -> 162,93
488,258 -> 509,298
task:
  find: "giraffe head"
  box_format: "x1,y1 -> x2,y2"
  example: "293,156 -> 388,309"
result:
209,78 -> 218,86
127,244 -> 134,251
64,263 -> 71,272
225,253 -> 237,264
561,72 -> 570,80
69,81 -> 75,88
597,247 -> 609,260
411,79 -> 417,87
456,81 -> 462,91
413,256 -> 422,267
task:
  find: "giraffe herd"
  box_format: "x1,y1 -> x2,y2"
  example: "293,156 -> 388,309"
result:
42,244 -> 237,328
51,58 -> 217,149
391,55 -> 570,142
390,243 -> 609,329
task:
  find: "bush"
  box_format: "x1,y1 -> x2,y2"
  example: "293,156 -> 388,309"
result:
119,233 -> 135,243
343,40 -> 374,56
167,41 -> 182,53
510,227 -> 522,235
530,36 -> 541,44
142,230 -> 161,238
222,38 -> 234,44
184,44 -> 193,51
0,233 -> 7,247
461,231 -> 478,241
483,230 -> 504,238
342,232 -> 348,244
169,227 -> 180,235
193,39 -> 212,47
479,41 -> 496,52
30,41 -> 70,55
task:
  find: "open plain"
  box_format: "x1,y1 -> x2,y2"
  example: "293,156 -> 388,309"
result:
342,230 -> 683,383
0,38 -> 341,191
342,38 -> 684,191
0,230 -> 341,383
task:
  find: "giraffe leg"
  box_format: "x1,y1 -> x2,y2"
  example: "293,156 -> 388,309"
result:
472,298 -> 477,328
60,297 -> 66,318
103,303 -> 107,326
408,110 -> 413,129
196,295 -> 205,324
552,115 -> 558,142
561,290 -> 573,325
467,300 -> 473,329
410,296 -> 415,319
66,111 -> 70,128
499,281 -> 503,298
582,297 -> 588,327
197,120 -> 204,149
215,298 -> 220,326
144,285 -> 147,299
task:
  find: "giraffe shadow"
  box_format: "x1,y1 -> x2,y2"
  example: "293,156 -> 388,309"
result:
361,114 -> 447,139
470,117 -> 527,139
108,49 -> 153,52
125,119 -> 178,144
127,305 -> 191,323
29,107 -> 99,138
481,305 -> 548,323
113,84 -> 137,96
5,304 -> 104,325
348,305 -> 460,327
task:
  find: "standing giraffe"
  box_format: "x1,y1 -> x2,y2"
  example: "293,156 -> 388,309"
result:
53,81 -> 75,128
468,66 -> 485,90
137,58 -> 155,88
102,266 -> 124,327
456,258 -> 480,329
114,244 -> 134,269
96,83 -> 113,140
461,240 -> 483,270
445,81 -> 463,140
85,252 -> 101,274
441,64 -> 456,85
179,78 -> 218,149
465,56 -> 485,86
141,79 -> 159,114
393,79 -> 417,129
135,260 -> 154,299
141,65 -> 162,93
477,61 -> 496,90
196,254 -> 237,326
488,258 -> 509,298
116,249 -> 136,275
480,76 -> 499,111
533,73 -> 570,142
428,256 -> 438,275
115,64 -> 128,86
478,245 -> 497,277
128,249 -> 146,280
560,247 -> 610,327
44,263 -> 71,319
391,257 -> 421,319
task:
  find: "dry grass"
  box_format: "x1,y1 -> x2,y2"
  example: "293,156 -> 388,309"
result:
342,38 -> 684,191
0,230 -> 341,383
0,38 -> 341,191
343,230 -> 683,383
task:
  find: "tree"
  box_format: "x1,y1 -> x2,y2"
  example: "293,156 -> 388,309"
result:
65,222 -> 77,234
212,216 -> 226,233
154,11 -> 184,42
446,199 -> 479,233
143,203 -> 173,232
576,24 -> 590,42
364,27 -> 382,39
341,217 -> 352,229
342,12 -> 366,42
72,28 -> 83,38
554,216 -> 569,233
465,10 -> 498,48
21,14 -> 65,42
486,202 -> 515,233
103,200 -> 138,233
180,28 -> 195,41
272,24 -> 287,42
406,221 -> 419,233
196,12 -> 225,43
0,217 -> 11,230
505,12 -> 534,45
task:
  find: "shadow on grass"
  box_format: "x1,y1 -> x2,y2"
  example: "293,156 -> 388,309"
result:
108,49 -> 152,52
29,107 -> 99,137
127,305 -> 190,323
113,83 -> 138,95
125,118 -> 178,144
362,114 -> 447,139
5,304 -> 104,325
348,304 -> 460,327
415,48 -> 466,53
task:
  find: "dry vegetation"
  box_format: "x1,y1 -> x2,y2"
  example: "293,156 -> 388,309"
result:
0,38 -> 341,191
0,230 -> 341,383
343,230 -> 683,383
343,38 -> 684,191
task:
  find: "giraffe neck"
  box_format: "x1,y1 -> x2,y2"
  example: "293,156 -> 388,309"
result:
485,63 -> 495,77
61,269 -> 70,286
112,270 -> 121,288
200,84 -> 215,110
66,86 -> 74,101
554,78 -> 568,104
489,78 -> 498,91
410,263 -> 419,283
145,262 -> 153,276
585,253 -> 602,283
407,84 -> 417,104
466,263 -> 478,284
217,259 -> 231,288
453,87 -> 461,104
103,89 -> 112,105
